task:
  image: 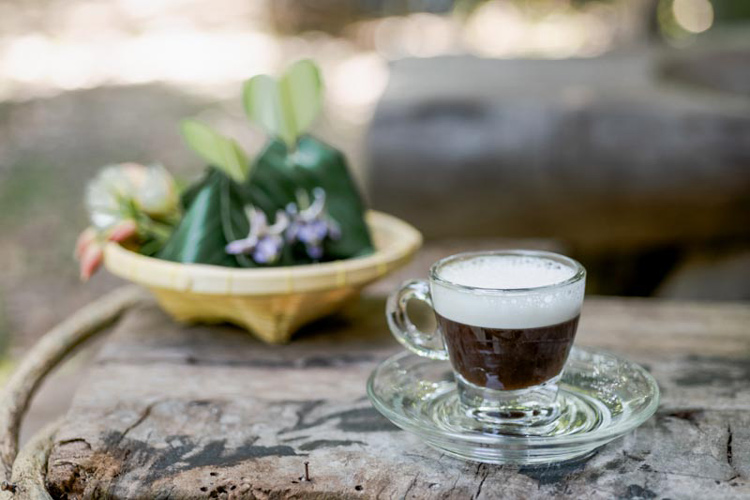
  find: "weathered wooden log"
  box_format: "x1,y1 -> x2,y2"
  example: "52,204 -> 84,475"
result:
44,296 -> 750,498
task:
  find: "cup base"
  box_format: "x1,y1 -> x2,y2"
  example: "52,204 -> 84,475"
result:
456,375 -> 562,436
430,375 -> 601,441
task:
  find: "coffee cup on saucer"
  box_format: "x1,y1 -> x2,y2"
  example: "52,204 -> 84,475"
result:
369,250 -> 659,464
387,250 -> 585,433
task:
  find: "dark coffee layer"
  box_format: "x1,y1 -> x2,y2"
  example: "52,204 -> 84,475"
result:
436,314 -> 580,391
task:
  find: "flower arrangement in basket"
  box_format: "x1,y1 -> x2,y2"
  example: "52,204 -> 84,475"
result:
75,60 -> 421,343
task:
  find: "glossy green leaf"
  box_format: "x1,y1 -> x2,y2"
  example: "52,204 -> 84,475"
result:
181,120 -> 249,183
243,59 -> 324,149
157,169 -> 252,267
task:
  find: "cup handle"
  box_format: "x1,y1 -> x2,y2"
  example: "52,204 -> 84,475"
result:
386,279 -> 449,360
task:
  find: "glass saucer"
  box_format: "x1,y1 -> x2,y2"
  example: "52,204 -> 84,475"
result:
367,347 -> 659,465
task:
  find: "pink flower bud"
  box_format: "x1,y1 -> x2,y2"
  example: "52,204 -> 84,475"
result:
107,220 -> 138,243
79,243 -> 104,282
74,227 -> 97,260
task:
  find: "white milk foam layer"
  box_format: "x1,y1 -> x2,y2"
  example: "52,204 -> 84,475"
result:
432,255 -> 584,329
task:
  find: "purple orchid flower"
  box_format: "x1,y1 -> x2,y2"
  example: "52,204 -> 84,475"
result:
285,187 -> 341,261
226,206 -> 289,264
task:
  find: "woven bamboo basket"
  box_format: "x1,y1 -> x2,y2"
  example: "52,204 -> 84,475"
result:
103,211 -> 421,343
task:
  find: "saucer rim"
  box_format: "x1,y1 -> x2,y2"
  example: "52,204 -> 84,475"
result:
367,346 -> 660,447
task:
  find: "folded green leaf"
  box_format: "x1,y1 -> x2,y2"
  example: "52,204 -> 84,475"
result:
181,120 -> 249,183
158,169 -> 252,267
243,59 -> 324,149
245,136 -> 374,263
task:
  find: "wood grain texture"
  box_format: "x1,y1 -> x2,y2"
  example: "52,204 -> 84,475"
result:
46,296 -> 750,499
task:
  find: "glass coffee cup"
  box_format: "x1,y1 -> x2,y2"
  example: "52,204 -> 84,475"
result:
386,250 -> 586,432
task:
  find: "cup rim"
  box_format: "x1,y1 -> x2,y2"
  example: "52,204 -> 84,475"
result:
429,249 -> 586,295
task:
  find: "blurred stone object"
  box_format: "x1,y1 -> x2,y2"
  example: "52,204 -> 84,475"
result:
661,48 -> 750,97
367,42 -> 750,297
368,39 -> 750,298
369,51 -> 750,249
656,248 -> 750,301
